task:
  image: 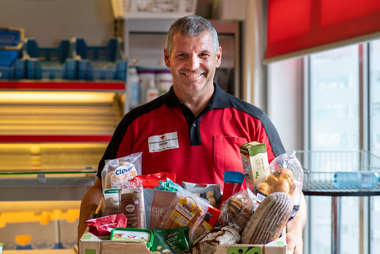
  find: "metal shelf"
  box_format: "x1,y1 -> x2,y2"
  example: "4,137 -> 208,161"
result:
0,168 -> 97,201
302,177 -> 380,196
298,149 -> 380,196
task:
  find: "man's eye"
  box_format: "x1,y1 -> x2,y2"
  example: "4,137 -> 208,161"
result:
199,53 -> 209,57
177,53 -> 186,57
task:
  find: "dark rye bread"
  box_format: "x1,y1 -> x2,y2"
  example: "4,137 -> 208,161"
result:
191,226 -> 240,254
240,192 -> 293,244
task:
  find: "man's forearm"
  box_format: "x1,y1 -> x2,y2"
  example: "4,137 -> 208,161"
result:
287,192 -> 307,235
78,178 -> 103,243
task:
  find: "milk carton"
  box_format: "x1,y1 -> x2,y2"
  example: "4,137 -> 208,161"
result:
240,142 -> 269,190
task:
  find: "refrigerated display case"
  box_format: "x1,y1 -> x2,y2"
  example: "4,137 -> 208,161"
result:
0,80 -> 125,202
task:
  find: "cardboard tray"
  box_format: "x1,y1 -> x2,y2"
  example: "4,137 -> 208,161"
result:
79,227 -> 286,254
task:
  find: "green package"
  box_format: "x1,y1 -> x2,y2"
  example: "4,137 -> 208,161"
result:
152,226 -> 190,253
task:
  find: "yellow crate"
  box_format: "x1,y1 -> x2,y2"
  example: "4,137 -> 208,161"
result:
0,211 -> 59,250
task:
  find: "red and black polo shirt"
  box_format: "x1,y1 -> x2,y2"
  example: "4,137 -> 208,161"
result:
97,83 -> 285,187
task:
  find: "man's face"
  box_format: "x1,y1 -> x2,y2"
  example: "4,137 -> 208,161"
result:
164,31 -> 222,100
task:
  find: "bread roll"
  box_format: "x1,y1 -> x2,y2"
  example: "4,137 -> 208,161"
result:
272,178 -> 290,193
240,192 -> 293,244
257,182 -> 271,195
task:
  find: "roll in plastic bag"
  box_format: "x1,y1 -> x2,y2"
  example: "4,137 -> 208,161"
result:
253,151 -> 303,220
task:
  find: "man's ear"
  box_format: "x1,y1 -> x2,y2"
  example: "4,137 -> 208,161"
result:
164,48 -> 170,68
215,46 -> 222,68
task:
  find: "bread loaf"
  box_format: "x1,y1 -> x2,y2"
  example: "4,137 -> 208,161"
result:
240,192 -> 293,244
191,226 -> 240,254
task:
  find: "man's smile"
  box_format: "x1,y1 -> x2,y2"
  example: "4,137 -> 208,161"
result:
184,73 -> 202,77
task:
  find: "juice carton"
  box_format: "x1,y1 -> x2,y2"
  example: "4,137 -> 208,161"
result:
240,142 -> 269,190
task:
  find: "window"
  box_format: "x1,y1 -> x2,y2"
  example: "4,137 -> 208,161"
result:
309,44 -> 360,254
369,40 -> 380,254
306,39 -> 380,254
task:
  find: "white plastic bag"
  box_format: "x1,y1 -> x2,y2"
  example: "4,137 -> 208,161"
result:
101,152 -> 142,190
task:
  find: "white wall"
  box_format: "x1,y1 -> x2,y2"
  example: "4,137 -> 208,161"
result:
267,57 -> 304,152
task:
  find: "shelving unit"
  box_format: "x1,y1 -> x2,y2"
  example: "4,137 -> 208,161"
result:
298,150 -> 380,254
0,79 -> 126,202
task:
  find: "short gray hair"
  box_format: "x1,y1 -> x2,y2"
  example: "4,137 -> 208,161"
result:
165,15 -> 219,57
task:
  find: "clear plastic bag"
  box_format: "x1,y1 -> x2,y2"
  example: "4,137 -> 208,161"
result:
218,188 -> 257,232
101,152 -> 142,190
253,151 -> 303,220
158,187 -> 210,242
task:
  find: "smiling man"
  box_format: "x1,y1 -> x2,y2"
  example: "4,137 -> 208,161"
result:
164,28 -> 221,118
78,15 -> 306,254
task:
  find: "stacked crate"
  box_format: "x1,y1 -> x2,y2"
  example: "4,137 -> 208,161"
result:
0,27 -> 27,79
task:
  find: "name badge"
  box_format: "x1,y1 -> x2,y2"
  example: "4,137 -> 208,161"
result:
148,131 -> 179,153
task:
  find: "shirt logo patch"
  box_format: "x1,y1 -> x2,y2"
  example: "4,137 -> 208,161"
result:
148,131 -> 179,153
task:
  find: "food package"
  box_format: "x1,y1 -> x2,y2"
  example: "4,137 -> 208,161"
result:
218,188 -> 257,232
159,188 -> 210,241
110,227 -> 154,248
253,151 -> 303,220
240,141 -> 269,190
133,172 -> 177,189
181,182 -> 222,208
101,152 -> 142,190
85,213 -> 128,236
119,179 -> 145,229
191,205 -> 221,241
144,189 -> 178,230
151,227 -> 190,253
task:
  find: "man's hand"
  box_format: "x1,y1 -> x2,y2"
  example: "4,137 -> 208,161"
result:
286,193 -> 307,254
77,178 -> 103,244
286,231 -> 303,254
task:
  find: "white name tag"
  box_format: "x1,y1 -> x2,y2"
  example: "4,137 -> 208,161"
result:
148,131 -> 179,153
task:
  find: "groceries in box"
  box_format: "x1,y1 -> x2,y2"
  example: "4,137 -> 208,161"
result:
81,149 -> 304,254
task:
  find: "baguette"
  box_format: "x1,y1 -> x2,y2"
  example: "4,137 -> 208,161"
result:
240,192 -> 293,244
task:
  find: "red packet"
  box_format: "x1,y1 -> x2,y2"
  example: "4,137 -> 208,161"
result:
133,172 -> 177,189
85,213 -> 128,236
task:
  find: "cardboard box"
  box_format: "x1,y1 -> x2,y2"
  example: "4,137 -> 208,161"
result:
79,227 -> 286,254
240,142 -> 269,188
0,211 -> 59,250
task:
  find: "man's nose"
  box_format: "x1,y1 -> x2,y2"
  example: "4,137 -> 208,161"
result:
186,54 -> 200,70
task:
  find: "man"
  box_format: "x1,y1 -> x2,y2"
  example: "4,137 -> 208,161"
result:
78,15 -> 306,254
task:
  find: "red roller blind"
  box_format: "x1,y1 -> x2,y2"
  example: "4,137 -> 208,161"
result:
265,0 -> 380,60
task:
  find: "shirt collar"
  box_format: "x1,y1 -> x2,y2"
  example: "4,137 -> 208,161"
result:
163,83 -> 230,109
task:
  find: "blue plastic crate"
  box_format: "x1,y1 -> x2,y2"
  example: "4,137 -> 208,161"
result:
25,38 -> 77,80
75,37 -> 127,81
0,27 -> 24,48
0,27 -> 25,70
0,28 -> 26,79
0,49 -> 20,67
0,58 -> 27,79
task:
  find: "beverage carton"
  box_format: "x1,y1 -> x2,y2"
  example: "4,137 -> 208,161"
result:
240,142 -> 269,189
